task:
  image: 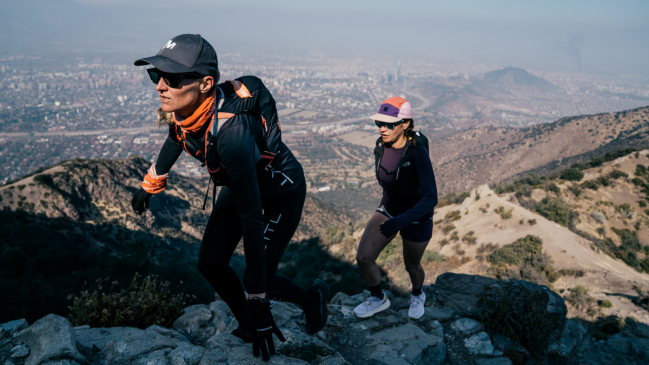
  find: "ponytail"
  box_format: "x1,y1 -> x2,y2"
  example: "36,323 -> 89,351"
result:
403,119 -> 417,146
156,108 -> 174,129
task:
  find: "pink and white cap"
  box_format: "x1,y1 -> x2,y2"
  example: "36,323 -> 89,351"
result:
369,96 -> 412,123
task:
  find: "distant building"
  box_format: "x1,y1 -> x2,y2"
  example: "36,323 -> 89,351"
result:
396,61 -> 401,84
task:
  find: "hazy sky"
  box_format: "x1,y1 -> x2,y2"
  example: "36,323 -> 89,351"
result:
1,0 -> 647,75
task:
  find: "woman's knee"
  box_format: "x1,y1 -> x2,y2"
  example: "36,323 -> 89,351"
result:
356,253 -> 375,269
404,262 -> 423,274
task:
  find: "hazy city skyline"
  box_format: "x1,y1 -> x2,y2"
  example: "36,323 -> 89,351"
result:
0,0 -> 647,75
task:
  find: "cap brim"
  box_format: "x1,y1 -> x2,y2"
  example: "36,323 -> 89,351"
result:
134,55 -> 194,74
370,113 -> 402,123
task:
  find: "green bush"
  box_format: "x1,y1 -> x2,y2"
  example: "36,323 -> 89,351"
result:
608,169 -> 628,179
548,183 -> 560,194
599,299 -> 614,308
581,179 -> 601,190
561,168 -> 584,182
564,285 -> 599,317
568,184 -> 583,197
445,210 -> 462,222
68,275 -> 194,328
535,197 -> 577,227
488,235 -> 543,266
422,250 -> 445,263
478,281 -> 562,361
494,206 -> 513,219
487,235 -> 560,285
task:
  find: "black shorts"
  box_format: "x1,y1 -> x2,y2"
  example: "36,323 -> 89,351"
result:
376,206 -> 433,242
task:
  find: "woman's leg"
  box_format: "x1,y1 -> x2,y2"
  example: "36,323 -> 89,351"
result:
243,184 -> 311,306
355,212 -> 395,288
197,187 -> 247,323
401,238 -> 430,291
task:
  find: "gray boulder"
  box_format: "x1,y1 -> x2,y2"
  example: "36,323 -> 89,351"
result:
173,307 -> 213,335
102,327 -> 181,365
15,314 -> 87,365
429,273 -> 499,317
181,305 -> 210,315
368,323 -> 445,365
1,319 -> 29,334
130,349 -> 170,365
75,327 -> 145,351
167,343 -> 206,365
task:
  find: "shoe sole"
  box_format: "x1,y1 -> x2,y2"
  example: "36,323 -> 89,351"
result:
354,298 -> 391,318
305,279 -> 330,334
409,310 -> 425,320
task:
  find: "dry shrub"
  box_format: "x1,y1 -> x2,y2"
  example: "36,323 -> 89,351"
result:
442,224 -> 456,235
462,231 -> 477,245
67,275 -> 195,329
477,242 -> 498,254
453,244 -> 465,256
445,210 -> 462,222
444,255 -> 464,269
440,238 -> 450,247
449,231 -> 459,241
494,206 -> 514,219
564,285 -> 599,317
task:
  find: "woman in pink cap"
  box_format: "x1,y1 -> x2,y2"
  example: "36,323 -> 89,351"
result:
353,96 -> 438,320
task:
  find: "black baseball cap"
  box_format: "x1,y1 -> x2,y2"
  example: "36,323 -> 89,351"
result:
134,34 -> 219,80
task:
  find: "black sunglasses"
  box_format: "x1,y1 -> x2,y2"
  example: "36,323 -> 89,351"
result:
375,119 -> 407,130
147,68 -> 203,88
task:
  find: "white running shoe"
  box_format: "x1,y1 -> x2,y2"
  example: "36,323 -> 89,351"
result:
408,292 -> 426,320
353,294 -> 391,318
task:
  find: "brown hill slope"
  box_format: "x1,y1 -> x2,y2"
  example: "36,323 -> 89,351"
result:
430,106 -> 649,193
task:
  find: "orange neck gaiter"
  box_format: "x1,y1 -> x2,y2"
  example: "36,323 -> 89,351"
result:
173,90 -> 216,133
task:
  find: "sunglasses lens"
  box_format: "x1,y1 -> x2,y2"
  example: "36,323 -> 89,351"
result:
164,76 -> 180,88
147,69 -> 160,85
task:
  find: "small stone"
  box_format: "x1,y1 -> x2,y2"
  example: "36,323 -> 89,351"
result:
429,320 -> 444,338
330,292 -> 362,306
10,345 -> 30,358
1,319 -> 29,334
181,305 -> 209,315
424,307 -> 455,321
464,332 -> 495,355
475,358 -> 513,365
450,318 -> 484,335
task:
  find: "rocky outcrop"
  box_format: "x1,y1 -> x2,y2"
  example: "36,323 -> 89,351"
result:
1,274 -> 647,365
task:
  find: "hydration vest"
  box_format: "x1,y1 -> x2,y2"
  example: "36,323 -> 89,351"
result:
174,76 -> 281,186
374,131 -> 430,198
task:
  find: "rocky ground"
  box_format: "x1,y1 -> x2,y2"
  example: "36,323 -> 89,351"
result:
2,274 -> 648,365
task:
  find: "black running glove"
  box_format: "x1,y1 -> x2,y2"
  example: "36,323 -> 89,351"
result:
131,188 -> 152,215
246,297 -> 286,362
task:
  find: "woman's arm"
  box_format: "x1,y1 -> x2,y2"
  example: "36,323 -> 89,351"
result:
153,125 -> 184,174
380,146 -> 438,238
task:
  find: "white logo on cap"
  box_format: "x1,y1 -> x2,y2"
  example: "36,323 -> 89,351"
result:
163,40 -> 176,50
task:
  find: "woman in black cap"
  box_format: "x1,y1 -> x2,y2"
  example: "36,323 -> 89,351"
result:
130,34 -> 329,362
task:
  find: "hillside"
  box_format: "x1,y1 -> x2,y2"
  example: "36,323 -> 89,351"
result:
414,67 -> 648,130
0,157 -> 351,323
430,105 -> 649,193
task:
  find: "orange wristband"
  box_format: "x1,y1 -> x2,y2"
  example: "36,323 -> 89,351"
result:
141,164 -> 168,194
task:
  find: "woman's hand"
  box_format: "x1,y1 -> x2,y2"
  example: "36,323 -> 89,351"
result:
246,297 -> 286,362
379,219 -> 399,238
131,188 -> 152,215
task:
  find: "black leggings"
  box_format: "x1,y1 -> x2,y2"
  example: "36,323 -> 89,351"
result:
197,184 -> 308,324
